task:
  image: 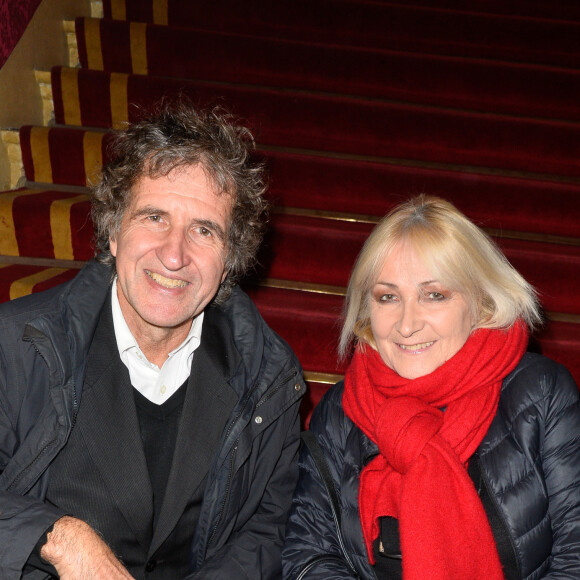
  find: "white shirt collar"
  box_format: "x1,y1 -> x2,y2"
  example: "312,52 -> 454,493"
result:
110,278 -> 204,403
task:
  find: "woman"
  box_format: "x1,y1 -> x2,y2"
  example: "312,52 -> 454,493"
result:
283,195 -> 580,579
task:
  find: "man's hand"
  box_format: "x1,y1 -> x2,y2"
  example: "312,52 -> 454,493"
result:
40,516 -> 134,579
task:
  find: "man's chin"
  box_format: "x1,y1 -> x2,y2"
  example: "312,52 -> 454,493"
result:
143,314 -> 197,331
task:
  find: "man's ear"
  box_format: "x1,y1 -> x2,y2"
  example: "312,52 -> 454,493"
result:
109,236 -> 117,257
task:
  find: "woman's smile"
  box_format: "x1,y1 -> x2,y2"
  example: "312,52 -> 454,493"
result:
396,341 -> 436,352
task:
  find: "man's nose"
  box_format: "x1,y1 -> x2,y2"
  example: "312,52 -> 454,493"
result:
157,228 -> 190,270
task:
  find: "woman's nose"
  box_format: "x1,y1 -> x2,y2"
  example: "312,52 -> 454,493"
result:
396,299 -> 423,337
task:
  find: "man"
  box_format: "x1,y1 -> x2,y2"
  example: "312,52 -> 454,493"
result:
0,101 -> 306,579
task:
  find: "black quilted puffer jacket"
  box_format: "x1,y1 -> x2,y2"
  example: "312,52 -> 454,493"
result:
283,353 -> 580,579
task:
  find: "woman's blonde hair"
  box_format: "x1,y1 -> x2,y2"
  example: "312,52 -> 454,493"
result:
339,195 -> 542,358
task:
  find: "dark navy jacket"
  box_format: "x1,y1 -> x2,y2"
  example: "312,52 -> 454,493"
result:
0,260 -> 306,579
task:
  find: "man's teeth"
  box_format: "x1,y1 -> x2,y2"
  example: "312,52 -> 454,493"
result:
146,271 -> 188,288
399,341 -> 434,350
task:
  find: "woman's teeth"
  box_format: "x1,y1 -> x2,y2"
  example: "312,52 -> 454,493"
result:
399,341 -> 434,350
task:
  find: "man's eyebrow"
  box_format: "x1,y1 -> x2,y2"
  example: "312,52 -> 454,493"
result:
129,205 -> 168,219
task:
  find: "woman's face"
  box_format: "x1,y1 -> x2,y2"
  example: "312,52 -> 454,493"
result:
369,242 -> 474,379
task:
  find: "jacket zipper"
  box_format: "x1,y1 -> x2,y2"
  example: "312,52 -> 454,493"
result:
70,382 -> 79,429
207,440 -> 239,547
204,368 -> 298,552
296,554 -> 360,580
27,334 -> 80,427
256,368 -> 297,409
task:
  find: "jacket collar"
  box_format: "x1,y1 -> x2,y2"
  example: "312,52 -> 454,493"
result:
23,260 -> 113,392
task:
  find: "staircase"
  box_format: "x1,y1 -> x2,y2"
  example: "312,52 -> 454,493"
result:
1,0 -> 579,424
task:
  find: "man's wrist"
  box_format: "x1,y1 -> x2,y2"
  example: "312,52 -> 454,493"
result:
40,516 -> 85,566
37,523 -> 54,561
38,516 -> 134,578
25,522 -> 58,575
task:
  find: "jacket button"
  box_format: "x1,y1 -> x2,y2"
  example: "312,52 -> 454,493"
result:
145,560 -> 156,572
294,383 -> 301,391
254,416 -> 263,424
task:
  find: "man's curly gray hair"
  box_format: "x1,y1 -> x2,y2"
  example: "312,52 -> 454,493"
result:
91,99 -> 268,304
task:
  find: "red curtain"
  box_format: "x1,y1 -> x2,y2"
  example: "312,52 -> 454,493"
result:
0,0 -> 43,68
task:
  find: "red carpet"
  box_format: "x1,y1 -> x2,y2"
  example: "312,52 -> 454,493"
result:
51,67 -> 580,178
0,264 -> 79,302
0,0 -> 579,422
99,0 -> 580,67
75,17 -> 580,121
19,128 -> 580,238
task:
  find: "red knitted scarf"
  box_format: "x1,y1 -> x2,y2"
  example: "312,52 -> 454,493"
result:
342,322 -> 528,580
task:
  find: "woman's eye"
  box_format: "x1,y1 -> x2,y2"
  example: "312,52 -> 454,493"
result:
428,291 -> 445,300
379,293 -> 396,302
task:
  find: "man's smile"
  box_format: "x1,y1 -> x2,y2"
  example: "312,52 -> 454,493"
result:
146,270 -> 189,288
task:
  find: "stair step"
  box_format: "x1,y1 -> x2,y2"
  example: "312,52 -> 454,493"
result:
389,0 -> 580,21
2,188 -> 578,317
50,67 -> 580,179
19,125 -> 108,187
97,1 -> 580,66
17,127 -> 580,239
0,187 -> 92,261
0,262 -> 79,301
74,17 -> 580,121
266,152 -> 580,239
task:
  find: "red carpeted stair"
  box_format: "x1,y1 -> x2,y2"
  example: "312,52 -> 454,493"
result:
1,0 -> 579,424
49,67 -> 580,178
98,0 -> 580,66
74,17 -> 580,121
15,126 -> 580,238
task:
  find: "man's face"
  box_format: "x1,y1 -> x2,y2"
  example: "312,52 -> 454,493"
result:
110,164 -> 231,345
